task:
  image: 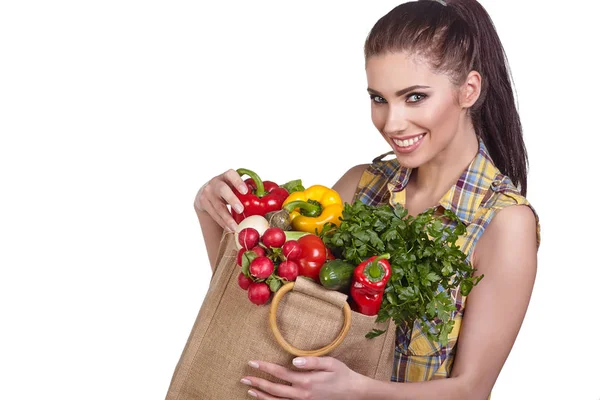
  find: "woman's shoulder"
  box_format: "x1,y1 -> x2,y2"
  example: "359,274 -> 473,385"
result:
474,174 -> 541,263
333,152 -> 401,204
474,174 -> 541,259
332,164 -> 370,204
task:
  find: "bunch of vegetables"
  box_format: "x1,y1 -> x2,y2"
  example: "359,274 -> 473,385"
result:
321,201 -> 483,345
229,168 -> 483,346
231,168 -> 340,304
236,226 -> 332,305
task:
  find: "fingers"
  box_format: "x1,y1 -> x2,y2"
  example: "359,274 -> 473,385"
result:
201,197 -> 231,231
218,180 -> 245,216
241,376 -> 299,399
224,169 -> 248,195
292,356 -> 335,371
196,169 -> 248,231
213,199 -> 238,232
247,360 -> 304,384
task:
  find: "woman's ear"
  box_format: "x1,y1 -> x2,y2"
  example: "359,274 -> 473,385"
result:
460,70 -> 482,108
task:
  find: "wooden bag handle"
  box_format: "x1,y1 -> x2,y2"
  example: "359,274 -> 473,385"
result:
269,281 -> 352,357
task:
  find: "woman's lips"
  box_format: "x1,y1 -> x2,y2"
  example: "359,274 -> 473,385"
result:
391,133 -> 426,153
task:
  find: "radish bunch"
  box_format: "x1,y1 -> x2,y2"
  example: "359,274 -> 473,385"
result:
236,227 -> 302,305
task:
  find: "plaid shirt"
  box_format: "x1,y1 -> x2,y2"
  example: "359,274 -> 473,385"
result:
353,139 -> 541,387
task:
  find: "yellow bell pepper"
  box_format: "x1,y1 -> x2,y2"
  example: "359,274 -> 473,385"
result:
282,185 -> 343,234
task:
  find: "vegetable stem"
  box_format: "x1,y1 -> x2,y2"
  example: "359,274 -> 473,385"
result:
236,168 -> 265,197
283,200 -> 322,217
366,254 -> 390,281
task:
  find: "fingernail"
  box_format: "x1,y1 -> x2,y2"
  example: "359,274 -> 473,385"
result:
238,185 -> 248,194
229,223 -> 238,232
240,378 -> 251,385
248,390 -> 257,398
292,358 -> 305,367
234,204 -> 243,214
248,360 -> 259,369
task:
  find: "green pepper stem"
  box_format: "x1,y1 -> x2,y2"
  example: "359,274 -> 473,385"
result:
236,168 -> 265,197
366,253 -> 390,282
283,200 -> 322,217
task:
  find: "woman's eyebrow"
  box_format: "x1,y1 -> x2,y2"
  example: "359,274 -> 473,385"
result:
367,85 -> 431,97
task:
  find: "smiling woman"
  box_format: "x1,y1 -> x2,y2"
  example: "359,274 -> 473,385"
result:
175,0 -> 541,399
2,0 -> 598,398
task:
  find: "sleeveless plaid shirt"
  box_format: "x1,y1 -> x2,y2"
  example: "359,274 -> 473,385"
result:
353,139 -> 541,387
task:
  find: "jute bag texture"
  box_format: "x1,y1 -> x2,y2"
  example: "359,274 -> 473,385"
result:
165,232 -> 396,400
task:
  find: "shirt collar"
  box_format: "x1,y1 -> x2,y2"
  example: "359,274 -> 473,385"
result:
387,138 -> 499,225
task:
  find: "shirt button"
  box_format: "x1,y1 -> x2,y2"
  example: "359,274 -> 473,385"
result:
491,180 -> 501,192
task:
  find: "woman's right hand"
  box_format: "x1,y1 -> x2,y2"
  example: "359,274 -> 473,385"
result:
194,169 -> 248,232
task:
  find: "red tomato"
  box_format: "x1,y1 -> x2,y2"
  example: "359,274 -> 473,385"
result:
296,235 -> 327,281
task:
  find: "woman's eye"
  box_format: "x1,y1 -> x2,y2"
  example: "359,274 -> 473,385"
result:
407,93 -> 427,103
369,94 -> 387,104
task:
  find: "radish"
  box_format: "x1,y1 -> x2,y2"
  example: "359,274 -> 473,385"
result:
238,272 -> 252,290
249,256 -> 274,279
234,215 -> 269,250
251,246 -> 266,257
248,282 -> 270,305
262,227 -> 286,249
236,248 -> 246,266
282,240 -> 302,261
238,227 -> 259,250
277,260 -> 299,281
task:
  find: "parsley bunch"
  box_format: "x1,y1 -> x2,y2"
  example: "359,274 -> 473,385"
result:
321,201 -> 483,346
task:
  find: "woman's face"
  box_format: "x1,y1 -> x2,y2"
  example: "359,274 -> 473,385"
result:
366,51 -> 466,168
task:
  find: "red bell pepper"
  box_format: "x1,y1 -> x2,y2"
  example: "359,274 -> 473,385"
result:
296,234 -> 327,281
350,254 -> 391,316
231,168 -> 289,224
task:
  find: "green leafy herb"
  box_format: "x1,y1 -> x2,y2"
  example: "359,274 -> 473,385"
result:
365,328 -> 387,339
321,201 -> 483,346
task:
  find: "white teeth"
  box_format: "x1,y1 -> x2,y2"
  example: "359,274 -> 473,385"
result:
394,134 -> 424,148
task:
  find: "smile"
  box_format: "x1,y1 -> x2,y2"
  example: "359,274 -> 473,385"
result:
392,134 -> 425,148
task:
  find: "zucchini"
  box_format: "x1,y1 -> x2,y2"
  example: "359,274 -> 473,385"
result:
319,260 -> 356,291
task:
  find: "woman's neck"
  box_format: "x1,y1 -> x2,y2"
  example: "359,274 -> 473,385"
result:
411,128 -> 479,201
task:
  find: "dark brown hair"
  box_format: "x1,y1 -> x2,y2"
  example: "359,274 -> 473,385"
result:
365,0 -> 528,195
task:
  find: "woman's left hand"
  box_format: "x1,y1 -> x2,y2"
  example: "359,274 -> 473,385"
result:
241,356 -> 368,400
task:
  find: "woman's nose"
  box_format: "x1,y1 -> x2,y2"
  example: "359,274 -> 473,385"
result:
383,105 -> 409,136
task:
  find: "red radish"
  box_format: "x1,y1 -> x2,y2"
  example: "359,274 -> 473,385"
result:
251,246 -> 266,257
282,240 -> 302,261
277,260 -> 299,281
237,248 -> 261,266
262,227 -> 286,248
249,256 -> 274,279
248,282 -> 270,305
238,228 -> 260,250
238,272 -> 252,290
236,248 -> 246,266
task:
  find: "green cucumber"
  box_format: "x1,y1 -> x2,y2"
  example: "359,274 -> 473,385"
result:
319,260 -> 356,291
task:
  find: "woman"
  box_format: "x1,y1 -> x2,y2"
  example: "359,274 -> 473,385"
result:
194,0 -> 540,398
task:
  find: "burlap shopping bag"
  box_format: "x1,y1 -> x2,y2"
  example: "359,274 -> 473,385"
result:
165,231 -> 396,400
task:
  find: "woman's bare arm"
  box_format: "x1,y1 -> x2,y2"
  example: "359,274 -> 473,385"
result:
195,206 -> 224,273
448,204 -> 538,397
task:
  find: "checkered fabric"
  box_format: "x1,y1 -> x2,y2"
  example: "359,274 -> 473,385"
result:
353,139 -> 541,387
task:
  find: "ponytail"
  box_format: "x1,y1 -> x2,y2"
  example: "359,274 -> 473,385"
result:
446,0 -> 528,195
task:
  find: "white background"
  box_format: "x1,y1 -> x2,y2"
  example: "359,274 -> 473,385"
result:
1,1 -> 598,399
